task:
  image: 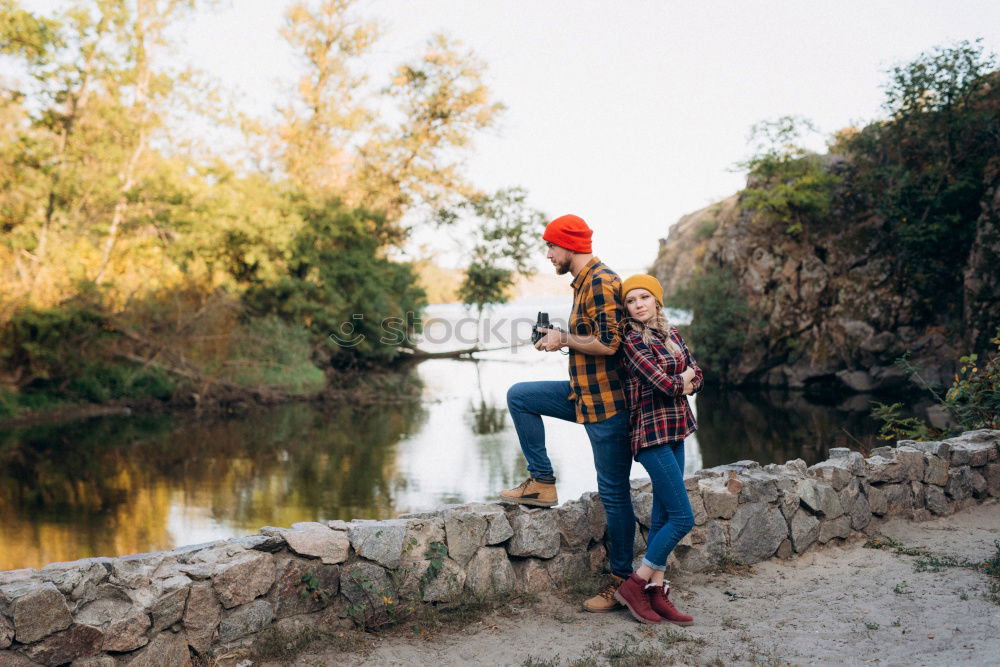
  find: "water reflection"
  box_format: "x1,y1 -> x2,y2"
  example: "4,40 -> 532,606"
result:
0,400 -> 425,570
0,297 -> 925,570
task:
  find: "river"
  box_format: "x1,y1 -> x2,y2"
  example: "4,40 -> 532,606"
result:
0,297 -> 924,570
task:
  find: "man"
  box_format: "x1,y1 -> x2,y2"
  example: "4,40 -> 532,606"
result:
500,213 -> 635,613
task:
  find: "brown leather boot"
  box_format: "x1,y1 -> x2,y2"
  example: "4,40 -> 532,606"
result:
583,574 -> 625,612
499,477 -> 557,507
648,582 -> 693,626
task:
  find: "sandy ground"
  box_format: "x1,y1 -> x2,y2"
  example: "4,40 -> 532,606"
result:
280,500 -> 1000,666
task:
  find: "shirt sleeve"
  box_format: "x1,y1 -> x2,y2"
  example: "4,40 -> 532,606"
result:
622,333 -> 687,397
673,327 -> 705,394
590,273 -> 624,351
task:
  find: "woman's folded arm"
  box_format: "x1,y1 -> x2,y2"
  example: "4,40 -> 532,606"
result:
622,335 -> 687,397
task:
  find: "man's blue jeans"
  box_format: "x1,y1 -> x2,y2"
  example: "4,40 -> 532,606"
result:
635,440 -> 694,570
506,380 -> 636,579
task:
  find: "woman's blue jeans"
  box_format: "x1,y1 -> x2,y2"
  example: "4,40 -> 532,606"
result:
636,440 -> 695,571
506,380 -> 636,579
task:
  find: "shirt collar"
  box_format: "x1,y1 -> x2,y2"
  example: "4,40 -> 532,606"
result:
570,256 -> 600,292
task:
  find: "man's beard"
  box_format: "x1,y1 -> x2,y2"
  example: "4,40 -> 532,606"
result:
554,259 -> 571,275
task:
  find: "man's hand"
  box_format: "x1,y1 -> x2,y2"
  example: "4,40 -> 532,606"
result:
533,327 -> 566,352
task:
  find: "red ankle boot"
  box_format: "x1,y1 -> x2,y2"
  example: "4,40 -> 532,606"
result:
648,582 -> 693,626
613,573 -> 662,624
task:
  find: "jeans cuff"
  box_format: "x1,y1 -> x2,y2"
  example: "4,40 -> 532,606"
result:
641,557 -> 666,572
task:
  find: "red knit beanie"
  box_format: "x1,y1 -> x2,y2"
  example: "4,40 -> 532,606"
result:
543,214 -> 593,254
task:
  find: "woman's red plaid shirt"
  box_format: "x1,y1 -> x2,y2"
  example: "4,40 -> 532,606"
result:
621,325 -> 704,457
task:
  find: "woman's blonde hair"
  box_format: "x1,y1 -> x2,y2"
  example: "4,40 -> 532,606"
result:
628,302 -> 682,357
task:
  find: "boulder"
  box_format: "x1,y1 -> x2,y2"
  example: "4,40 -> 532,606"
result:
864,484 -> 888,516
925,485 -> 950,516
895,447 -> 926,481
400,518 -> 446,563
268,557 -> 339,619
987,463 -> 1000,497
183,583 -> 221,655
944,430 -> 1000,465
581,492 -> 608,542
74,584 -> 134,627
465,547 -> 516,598
506,509 -> 560,559
866,455 -> 905,484
546,551 -> 590,587
689,492 -> 707,526
814,484 -> 845,518
587,543 -> 608,573
808,461 -> 852,491
704,520 -> 730,562
212,552 -> 276,609
924,455 -> 949,486
125,630 -> 191,667
795,478 -> 820,514
150,587 -> 189,632
281,523 -> 350,565
457,504 -> 515,545
699,478 -> 739,519
109,554 -> 164,590
218,599 -> 273,643
945,467 -> 975,500
1,613 -> 13,649
844,490 -> 872,531
443,510 -> 488,567
347,520 -> 408,569
20,623 -> 103,666
738,472 -> 780,503
631,492 -> 653,528
406,558 -> 466,603
340,561 -> 396,627
511,559 -> 552,593
909,440 -> 951,459
817,515 -> 852,543
38,559 -> 105,597
883,483 -> 914,515
729,503 -> 787,564
555,501 -> 591,550
102,611 -> 150,652
790,509 -> 820,553
3,581 -> 73,644
971,470 -> 988,496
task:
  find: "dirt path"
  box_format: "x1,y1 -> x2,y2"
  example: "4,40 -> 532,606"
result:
282,500 -> 1000,666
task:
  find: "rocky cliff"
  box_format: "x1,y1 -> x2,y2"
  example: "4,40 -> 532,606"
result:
651,159 -> 1000,392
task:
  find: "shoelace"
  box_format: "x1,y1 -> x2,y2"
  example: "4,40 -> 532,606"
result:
598,583 -> 617,600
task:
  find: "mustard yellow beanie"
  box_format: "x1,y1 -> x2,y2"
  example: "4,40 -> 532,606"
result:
622,274 -> 664,307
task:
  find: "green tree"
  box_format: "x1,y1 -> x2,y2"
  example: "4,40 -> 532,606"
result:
738,115 -> 841,237
449,188 -> 546,324
672,266 -> 760,381
243,198 -> 426,367
843,40 -> 1000,319
355,33 -> 505,223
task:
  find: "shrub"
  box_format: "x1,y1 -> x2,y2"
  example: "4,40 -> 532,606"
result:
738,116 -> 841,236
671,266 -> 760,381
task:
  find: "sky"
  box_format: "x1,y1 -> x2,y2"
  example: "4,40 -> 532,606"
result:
21,0 -> 1000,275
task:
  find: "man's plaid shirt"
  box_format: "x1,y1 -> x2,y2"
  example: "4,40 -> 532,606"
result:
621,325 -> 704,456
566,257 -> 628,423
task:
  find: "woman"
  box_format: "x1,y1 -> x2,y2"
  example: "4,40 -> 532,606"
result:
614,274 -> 702,625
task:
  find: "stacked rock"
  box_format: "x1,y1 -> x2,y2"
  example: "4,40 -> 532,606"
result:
1,429 -> 997,665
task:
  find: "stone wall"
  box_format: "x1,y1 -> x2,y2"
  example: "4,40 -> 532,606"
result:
1,429 -> 998,665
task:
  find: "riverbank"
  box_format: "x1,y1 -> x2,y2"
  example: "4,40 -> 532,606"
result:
0,365 -> 423,428
269,500 -> 1000,666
